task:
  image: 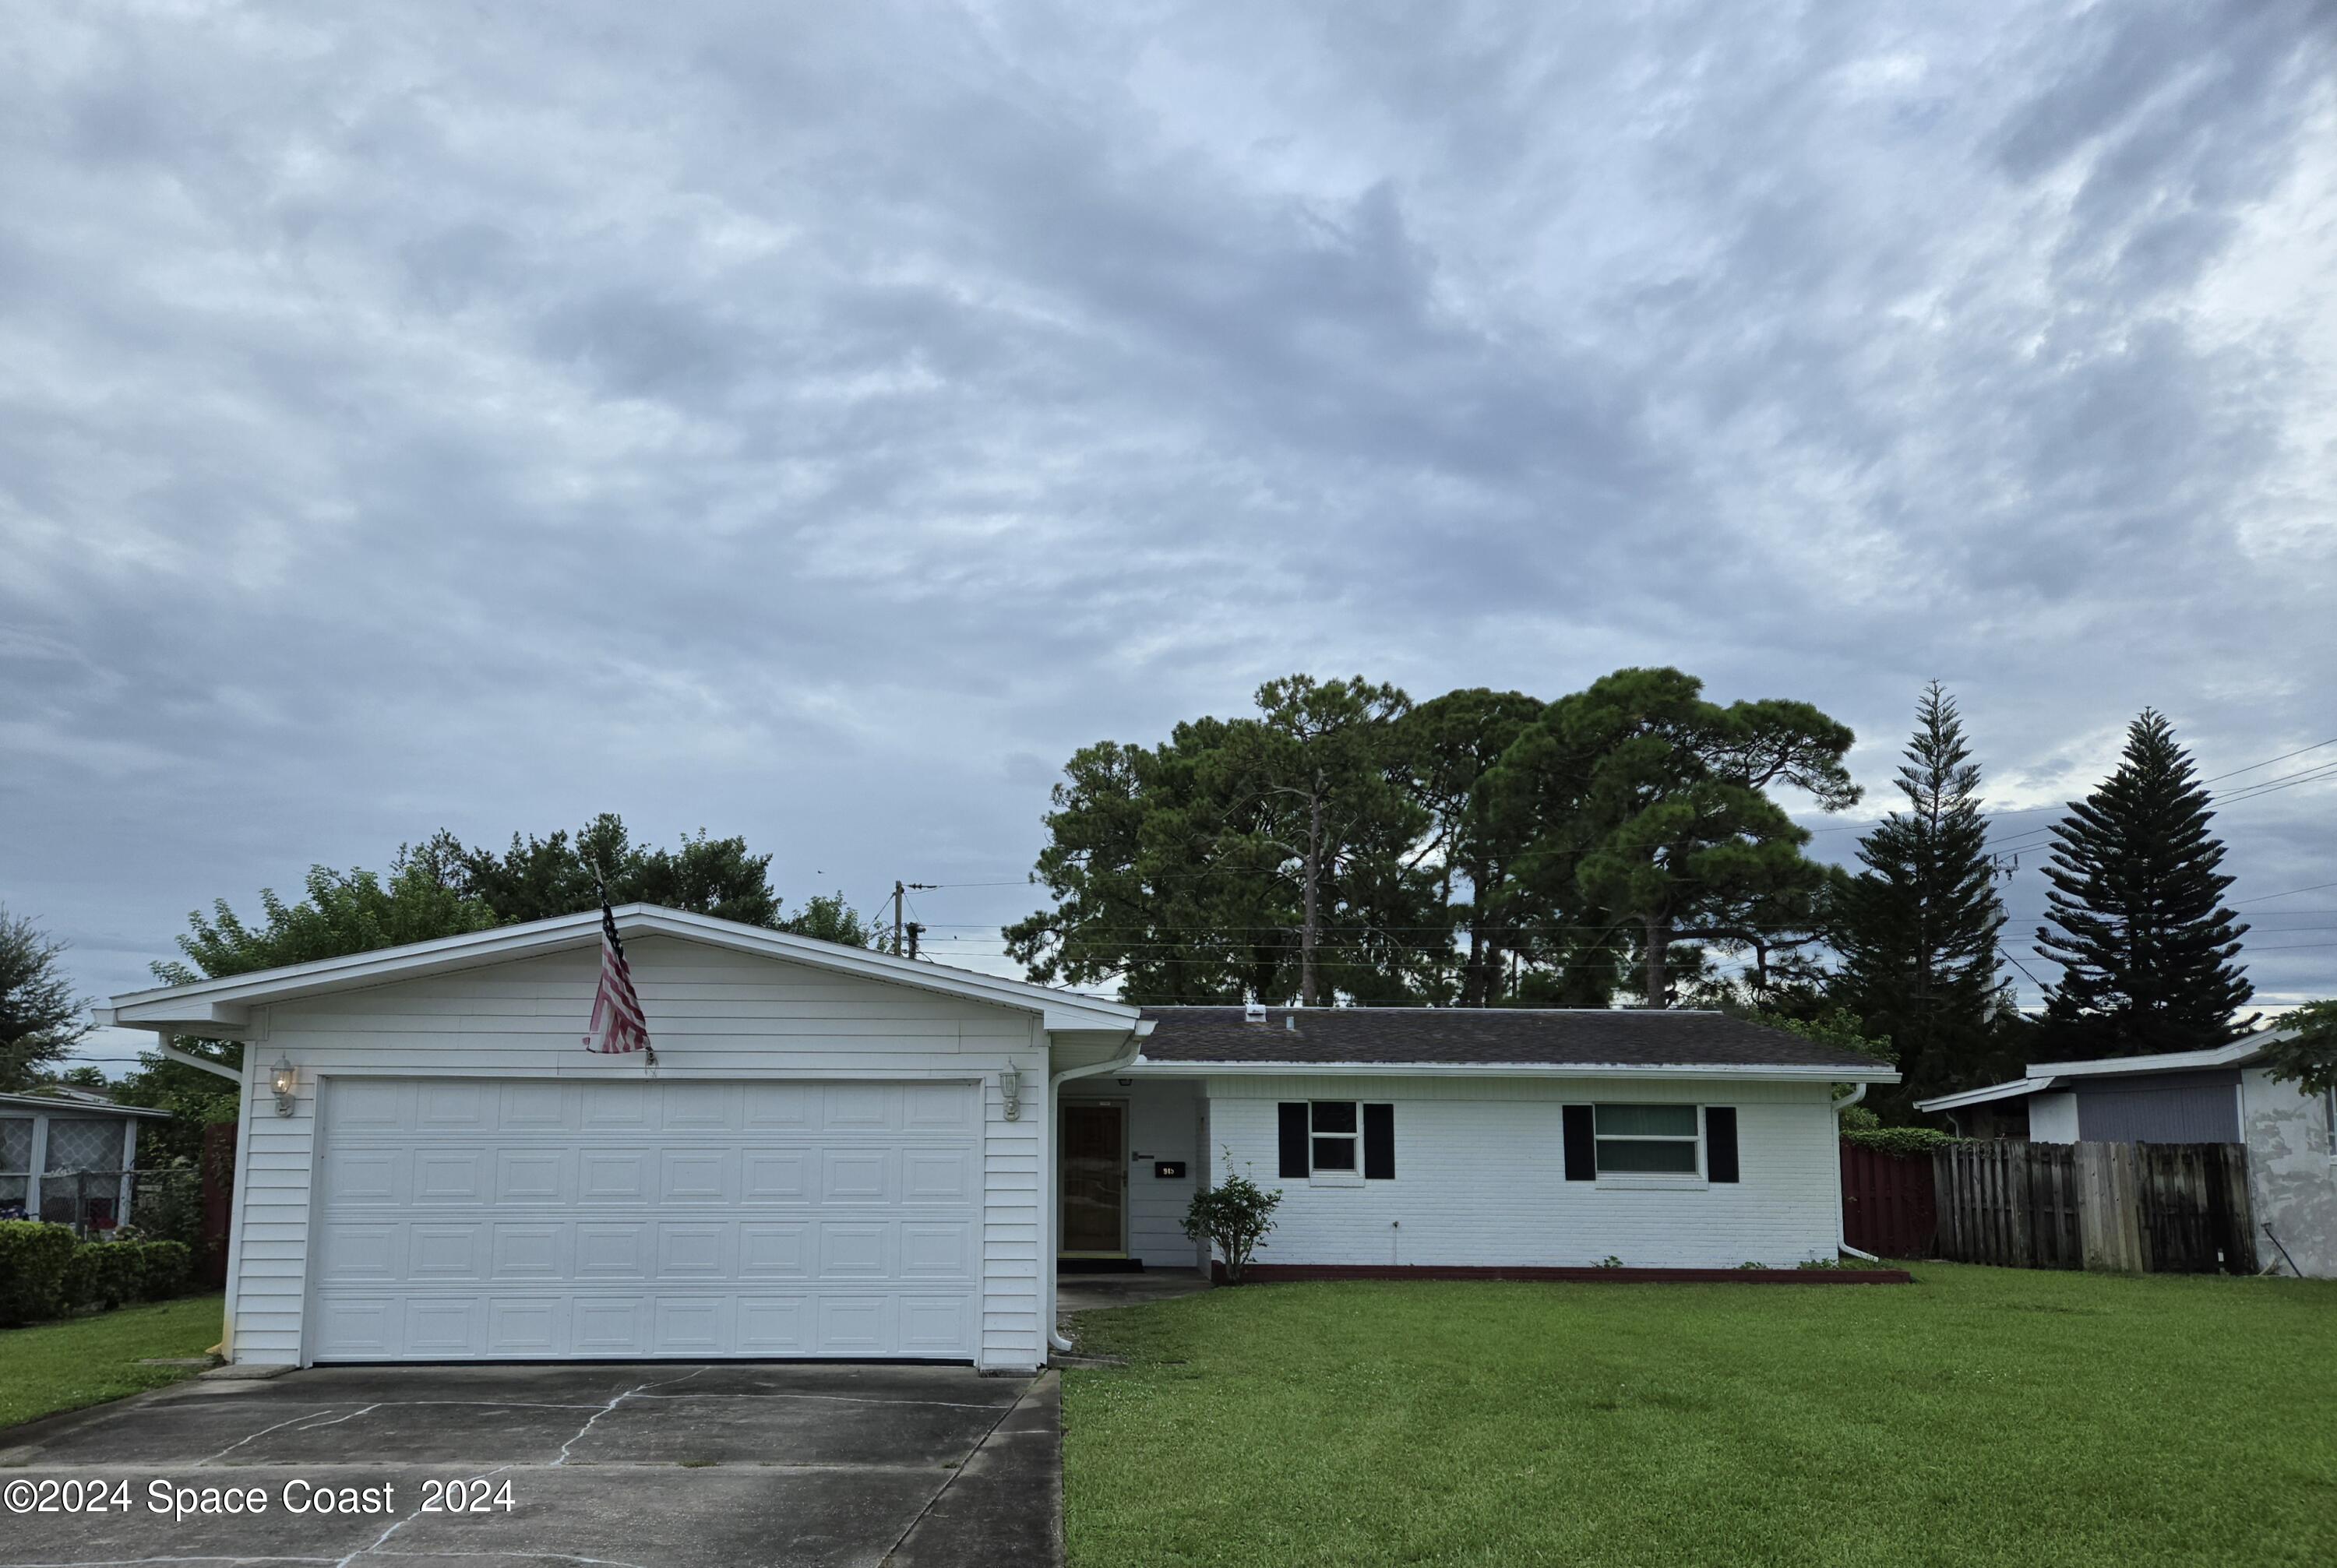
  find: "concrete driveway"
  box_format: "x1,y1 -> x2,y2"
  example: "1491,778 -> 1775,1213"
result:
0,1362 -> 1057,1568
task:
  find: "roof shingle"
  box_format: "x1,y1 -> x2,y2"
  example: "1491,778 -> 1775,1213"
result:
1136,1006 -> 1885,1071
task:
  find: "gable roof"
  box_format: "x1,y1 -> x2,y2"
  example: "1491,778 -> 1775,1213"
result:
98,903 -> 1144,1037
1133,1006 -> 1899,1080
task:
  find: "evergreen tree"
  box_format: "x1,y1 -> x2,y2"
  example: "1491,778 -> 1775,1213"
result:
2036,710 -> 2254,1055
1837,683 -> 2010,1112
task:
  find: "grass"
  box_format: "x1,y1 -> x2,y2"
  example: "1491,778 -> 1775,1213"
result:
0,1295 -> 224,1430
1062,1264 -> 2337,1568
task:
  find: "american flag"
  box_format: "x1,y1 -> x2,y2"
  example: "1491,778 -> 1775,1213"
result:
583,891 -> 656,1066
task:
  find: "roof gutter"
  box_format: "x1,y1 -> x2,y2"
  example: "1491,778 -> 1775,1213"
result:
1045,1021 -> 1154,1357
1831,1083 -> 1877,1262
1124,1058 -> 1900,1084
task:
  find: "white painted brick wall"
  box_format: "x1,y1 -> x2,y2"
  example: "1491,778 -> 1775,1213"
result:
1204,1075 -> 1844,1269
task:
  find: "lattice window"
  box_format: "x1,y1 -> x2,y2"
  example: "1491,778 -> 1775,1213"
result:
0,1118 -> 30,1173
43,1118 -> 122,1173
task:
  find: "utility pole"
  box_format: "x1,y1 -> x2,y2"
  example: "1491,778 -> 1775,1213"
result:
905,922 -> 924,960
893,881 -> 904,956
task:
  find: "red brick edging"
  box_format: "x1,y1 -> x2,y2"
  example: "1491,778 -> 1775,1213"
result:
1214,1263 -> 1913,1285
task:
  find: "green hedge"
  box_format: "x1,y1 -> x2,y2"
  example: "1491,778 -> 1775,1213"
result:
0,1225 -> 200,1325
1842,1124 -> 1963,1159
0,1220 -> 80,1325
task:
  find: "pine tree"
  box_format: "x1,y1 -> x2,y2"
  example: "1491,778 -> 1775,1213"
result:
1838,684 -> 2010,1111
2036,710 -> 2254,1055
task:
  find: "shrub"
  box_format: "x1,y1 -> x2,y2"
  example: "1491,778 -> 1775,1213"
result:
1797,1256 -> 1854,1270
0,1220 -> 79,1325
63,1239 -> 142,1312
135,1240 -> 193,1300
128,1165 -> 209,1263
1181,1162 -> 1281,1284
1837,1105 -> 1881,1132
1842,1124 -> 1962,1159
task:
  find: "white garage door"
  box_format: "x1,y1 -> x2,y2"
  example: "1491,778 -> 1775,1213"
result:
308,1078 -> 981,1362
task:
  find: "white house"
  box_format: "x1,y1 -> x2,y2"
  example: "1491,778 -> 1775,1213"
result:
1916,1034 -> 2337,1277
98,904 -> 1898,1372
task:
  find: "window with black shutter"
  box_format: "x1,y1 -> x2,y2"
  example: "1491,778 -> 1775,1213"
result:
1362,1103 -> 1394,1179
1562,1104 -> 1596,1181
1704,1106 -> 1740,1183
1278,1102 -> 1309,1178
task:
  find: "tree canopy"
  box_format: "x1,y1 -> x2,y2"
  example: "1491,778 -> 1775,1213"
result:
2036,710 -> 2254,1055
1836,683 -> 2016,1112
0,906 -> 91,1091
1010,668 -> 1860,1010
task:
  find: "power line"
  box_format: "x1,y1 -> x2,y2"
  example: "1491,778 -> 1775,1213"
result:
2233,881 -> 2337,907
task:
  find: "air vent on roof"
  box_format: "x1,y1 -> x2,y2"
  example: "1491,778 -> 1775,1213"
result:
1244,999 -> 1267,1024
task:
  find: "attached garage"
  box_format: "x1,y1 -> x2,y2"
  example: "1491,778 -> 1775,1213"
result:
99,905 -> 1149,1373
310,1077 -> 982,1361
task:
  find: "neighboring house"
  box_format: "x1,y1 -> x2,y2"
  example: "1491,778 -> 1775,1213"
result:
1915,1034 -> 2337,1277
0,1087 -> 173,1231
97,904 -> 1897,1372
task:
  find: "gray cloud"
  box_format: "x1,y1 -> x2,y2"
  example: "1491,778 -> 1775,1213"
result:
2,0 -> 2332,1070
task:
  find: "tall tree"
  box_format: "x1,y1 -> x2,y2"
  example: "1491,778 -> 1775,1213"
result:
1398,689 -> 1546,1006
1836,683 -> 2011,1110
1486,667 -> 1860,1008
0,906 -> 92,1091
2036,710 -> 2254,1055
1006,678 -> 1442,1006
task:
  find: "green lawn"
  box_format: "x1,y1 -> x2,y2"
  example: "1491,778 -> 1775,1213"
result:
1063,1265 -> 2337,1568
0,1295 -> 224,1431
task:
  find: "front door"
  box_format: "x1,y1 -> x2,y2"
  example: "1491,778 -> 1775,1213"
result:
1060,1101 -> 1126,1256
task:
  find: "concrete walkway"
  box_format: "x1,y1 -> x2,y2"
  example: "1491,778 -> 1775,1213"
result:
0,1362 -> 1059,1568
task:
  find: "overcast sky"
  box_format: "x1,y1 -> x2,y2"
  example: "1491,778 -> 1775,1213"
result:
5,2 -> 2333,1071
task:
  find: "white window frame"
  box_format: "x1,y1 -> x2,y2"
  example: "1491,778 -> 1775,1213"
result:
1309,1100 -> 1361,1183
1591,1102 -> 1706,1188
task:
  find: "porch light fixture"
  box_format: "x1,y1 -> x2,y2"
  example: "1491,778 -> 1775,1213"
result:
1000,1066 -> 1022,1122
270,1056 -> 298,1117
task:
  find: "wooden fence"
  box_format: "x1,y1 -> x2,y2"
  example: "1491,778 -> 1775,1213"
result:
1840,1140 -> 1938,1257
1931,1140 -> 2254,1274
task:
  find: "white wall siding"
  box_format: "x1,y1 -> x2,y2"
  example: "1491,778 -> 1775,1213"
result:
224,936 -> 1052,1371
1204,1075 -> 1843,1269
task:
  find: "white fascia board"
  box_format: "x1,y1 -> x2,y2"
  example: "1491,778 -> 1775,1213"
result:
0,1091 -> 174,1120
2026,1031 -> 2289,1080
1913,1076 -> 2056,1113
1125,1058 -> 1901,1084
103,903 -> 1141,1036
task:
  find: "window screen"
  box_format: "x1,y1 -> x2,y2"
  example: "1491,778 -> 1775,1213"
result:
1592,1104 -> 1700,1175
0,1119 -> 30,1172
44,1119 -> 119,1173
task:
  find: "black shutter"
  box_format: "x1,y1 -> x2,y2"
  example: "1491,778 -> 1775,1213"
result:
1562,1104 -> 1595,1181
1706,1106 -> 1740,1183
1278,1102 -> 1310,1178
1362,1103 -> 1395,1179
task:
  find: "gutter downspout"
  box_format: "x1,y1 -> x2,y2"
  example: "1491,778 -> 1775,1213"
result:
1046,1023 -> 1151,1357
1831,1083 -> 1879,1262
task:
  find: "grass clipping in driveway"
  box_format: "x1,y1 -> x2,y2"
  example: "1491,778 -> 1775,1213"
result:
0,1295 -> 224,1430
1062,1265 -> 2337,1568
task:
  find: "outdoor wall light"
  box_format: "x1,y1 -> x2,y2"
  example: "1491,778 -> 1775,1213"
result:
1000,1066 -> 1022,1122
270,1056 -> 298,1117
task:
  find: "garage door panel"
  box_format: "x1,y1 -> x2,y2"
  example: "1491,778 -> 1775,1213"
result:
489,1223 -> 564,1279
407,1223 -> 487,1281
485,1296 -> 565,1355
738,1221 -> 810,1277
574,1222 -> 651,1279
742,1149 -> 811,1201
821,1149 -> 893,1203
496,1082 -> 568,1130
579,1148 -> 651,1203
312,1078 -> 982,1361
495,1149 -> 567,1203
572,1296 -> 651,1355
903,1148 -> 974,1203
658,1148 -> 733,1202
737,1295 -> 809,1353
414,1149 -> 488,1203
